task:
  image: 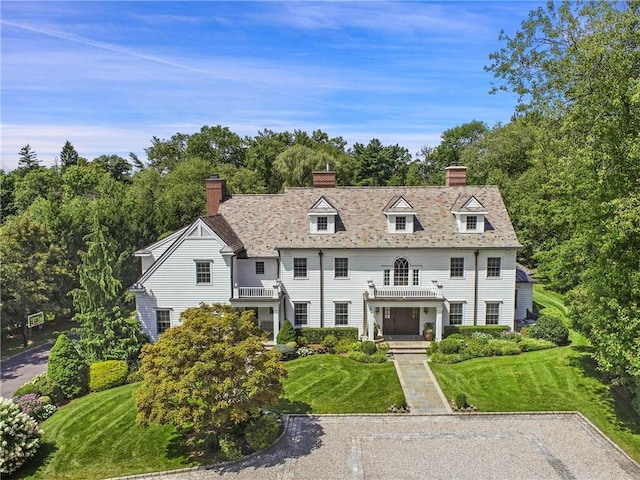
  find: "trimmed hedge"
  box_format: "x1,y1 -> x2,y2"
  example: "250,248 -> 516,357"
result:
48,334 -> 89,399
443,325 -> 510,338
297,327 -> 358,344
89,360 -> 129,392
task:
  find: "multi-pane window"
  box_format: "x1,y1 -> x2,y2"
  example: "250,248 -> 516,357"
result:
156,310 -> 171,335
487,257 -> 502,278
466,216 -> 477,231
486,302 -> 500,325
450,257 -> 464,278
383,269 -> 390,286
335,303 -> 349,326
449,303 -> 463,325
335,258 -> 349,278
383,307 -> 391,320
255,261 -> 265,275
412,269 -> 419,286
196,261 -> 211,283
395,216 -> 407,231
317,216 -> 328,231
394,258 -> 409,286
293,258 -> 307,278
294,303 -> 308,325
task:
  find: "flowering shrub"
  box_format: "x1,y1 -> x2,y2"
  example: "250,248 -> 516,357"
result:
0,397 -> 43,475
14,394 -> 56,422
296,347 -> 314,358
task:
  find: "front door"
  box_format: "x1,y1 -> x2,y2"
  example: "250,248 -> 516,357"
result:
387,307 -> 419,335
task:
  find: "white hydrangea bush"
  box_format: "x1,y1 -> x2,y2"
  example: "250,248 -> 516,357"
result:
0,397 -> 43,475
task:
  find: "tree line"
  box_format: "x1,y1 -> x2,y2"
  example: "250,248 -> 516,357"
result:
1,0 -> 639,414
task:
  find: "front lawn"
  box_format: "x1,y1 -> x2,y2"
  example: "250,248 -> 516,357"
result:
12,383 -> 192,480
274,354 -> 405,413
430,286 -> 640,462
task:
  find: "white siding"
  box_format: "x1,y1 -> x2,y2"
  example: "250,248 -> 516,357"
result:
235,258 -> 278,288
136,234 -> 232,341
515,283 -> 534,320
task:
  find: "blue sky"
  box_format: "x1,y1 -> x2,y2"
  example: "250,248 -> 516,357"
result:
1,1 -> 543,170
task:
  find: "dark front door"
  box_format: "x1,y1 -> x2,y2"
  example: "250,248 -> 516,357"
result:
387,307 -> 419,335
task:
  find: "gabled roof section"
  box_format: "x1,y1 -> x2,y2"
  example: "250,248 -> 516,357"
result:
451,194 -> 489,214
516,263 -> 537,283
134,226 -> 188,256
308,196 -> 338,215
383,195 -> 416,214
135,215 -> 243,283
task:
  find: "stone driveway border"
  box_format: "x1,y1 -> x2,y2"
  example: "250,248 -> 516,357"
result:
110,413 -> 640,480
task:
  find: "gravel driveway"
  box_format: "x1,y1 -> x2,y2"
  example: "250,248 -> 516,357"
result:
112,413 -> 640,480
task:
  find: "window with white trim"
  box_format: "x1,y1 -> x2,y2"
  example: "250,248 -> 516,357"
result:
255,261 -> 265,275
293,258 -> 307,278
383,307 -> 391,321
335,258 -> 348,278
195,261 -> 211,283
487,257 -> 501,278
450,257 -> 464,278
335,303 -> 349,326
449,303 -> 463,325
294,302 -> 308,326
486,302 -> 500,325
395,216 -> 407,231
156,310 -> 171,335
466,216 -> 477,231
394,258 -> 409,286
412,269 -> 419,286
383,269 -> 390,286
317,216 -> 328,231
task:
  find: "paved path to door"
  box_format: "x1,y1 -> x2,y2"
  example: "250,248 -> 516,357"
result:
112,414 -> 640,479
393,354 -> 451,414
1,342 -> 53,398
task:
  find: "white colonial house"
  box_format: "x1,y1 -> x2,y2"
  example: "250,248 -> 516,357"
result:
132,166 -> 531,342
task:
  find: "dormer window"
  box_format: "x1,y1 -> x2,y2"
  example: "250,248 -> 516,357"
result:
451,196 -> 488,233
308,196 -> 337,234
384,196 -> 416,233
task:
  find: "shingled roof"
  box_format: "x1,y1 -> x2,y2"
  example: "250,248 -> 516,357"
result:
218,186 -> 522,257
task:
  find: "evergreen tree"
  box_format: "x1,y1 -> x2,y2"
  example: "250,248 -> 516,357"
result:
48,334 -> 89,398
18,144 -> 40,170
60,140 -> 84,168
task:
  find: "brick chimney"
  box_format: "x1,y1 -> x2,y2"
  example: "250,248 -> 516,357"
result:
312,171 -> 336,188
445,165 -> 467,187
205,175 -> 226,215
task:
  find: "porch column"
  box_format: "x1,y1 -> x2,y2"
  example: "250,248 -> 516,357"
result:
436,305 -> 443,341
366,303 -> 376,340
272,304 -> 280,342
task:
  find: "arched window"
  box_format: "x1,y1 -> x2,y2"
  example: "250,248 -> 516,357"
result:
394,258 -> 409,286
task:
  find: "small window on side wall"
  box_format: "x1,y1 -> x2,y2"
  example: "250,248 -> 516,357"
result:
294,303 -> 308,326
255,261 -> 265,275
335,303 -> 349,325
156,310 -> 171,335
449,303 -> 463,325
195,261 -> 211,283
486,302 -> 500,325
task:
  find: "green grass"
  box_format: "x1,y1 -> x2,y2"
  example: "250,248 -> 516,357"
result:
274,354 -> 405,413
430,286 -> 640,462
12,383 -> 192,480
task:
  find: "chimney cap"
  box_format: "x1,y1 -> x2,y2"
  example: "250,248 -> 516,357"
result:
207,174 -> 220,180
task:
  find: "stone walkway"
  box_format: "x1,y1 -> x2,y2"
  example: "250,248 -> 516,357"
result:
393,354 -> 451,414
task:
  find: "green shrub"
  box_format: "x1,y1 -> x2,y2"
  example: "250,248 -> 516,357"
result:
460,340 -> 489,360
517,337 -> 556,352
244,413 -> 280,451
321,334 -> 338,351
218,434 -> 243,461
297,327 -> 358,344
486,339 -> 522,356
528,314 -> 569,345
444,325 -> 509,338
438,337 -> 464,354
89,360 -> 129,392
286,341 -> 298,348
297,336 -> 309,347
13,373 -> 64,405
448,333 -> 464,340
360,340 -> 378,355
277,319 -> 297,344
347,351 -> 387,363
334,338 -> 357,354
429,352 -> 464,364
454,393 -> 468,409
426,341 -> 439,355
470,331 -> 493,344
126,368 -> 144,384
0,397 -> 43,475
274,344 -> 296,360
296,346 -> 314,357
47,334 -> 89,399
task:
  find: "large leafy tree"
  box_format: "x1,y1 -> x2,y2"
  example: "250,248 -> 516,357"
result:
145,133 -> 189,174
274,144 -> 336,187
135,304 -> 286,440
185,125 -> 246,168
352,138 -> 411,186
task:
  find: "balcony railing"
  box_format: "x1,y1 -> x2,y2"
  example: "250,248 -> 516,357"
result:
370,286 -> 442,299
233,281 -> 281,300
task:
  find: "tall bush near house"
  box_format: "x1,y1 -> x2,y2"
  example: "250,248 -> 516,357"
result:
528,314 -> 569,346
89,360 -> 129,391
0,397 -> 43,476
276,319 -> 296,345
48,334 -> 89,398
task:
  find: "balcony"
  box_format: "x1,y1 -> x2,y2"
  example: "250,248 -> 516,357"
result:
366,279 -> 443,300
232,281 -> 282,300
